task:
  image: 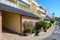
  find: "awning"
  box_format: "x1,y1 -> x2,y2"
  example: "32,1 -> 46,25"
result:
0,3 -> 40,19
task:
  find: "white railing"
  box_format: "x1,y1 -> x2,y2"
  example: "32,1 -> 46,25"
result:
0,0 -> 30,12
22,0 -> 30,5
32,1 -> 39,6
37,7 -> 45,13
0,0 -> 18,8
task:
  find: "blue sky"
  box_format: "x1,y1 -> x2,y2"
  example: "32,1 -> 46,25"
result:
36,0 -> 60,17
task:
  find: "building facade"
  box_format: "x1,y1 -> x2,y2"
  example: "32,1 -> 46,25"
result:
0,0 -> 50,34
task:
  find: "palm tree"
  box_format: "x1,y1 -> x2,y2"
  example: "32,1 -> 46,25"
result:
52,13 -> 55,16
52,13 -> 55,18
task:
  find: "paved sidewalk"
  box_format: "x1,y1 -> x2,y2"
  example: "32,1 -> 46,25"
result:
37,25 -> 55,40
2,25 -> 55,40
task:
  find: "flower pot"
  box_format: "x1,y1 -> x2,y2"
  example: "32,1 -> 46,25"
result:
24,33 -> 31,36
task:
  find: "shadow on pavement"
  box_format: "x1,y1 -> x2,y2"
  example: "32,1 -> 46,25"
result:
2,27 -> 23,36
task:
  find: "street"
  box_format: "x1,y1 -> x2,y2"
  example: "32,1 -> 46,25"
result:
41,22 -> 60,40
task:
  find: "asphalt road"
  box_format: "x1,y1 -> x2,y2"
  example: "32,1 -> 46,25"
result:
41,24 -> 60,40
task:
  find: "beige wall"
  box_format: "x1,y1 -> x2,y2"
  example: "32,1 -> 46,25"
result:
22,16 -> 38,31
0,11 -> 2,40
2,11 -> 39,34
2,11 -> 22,34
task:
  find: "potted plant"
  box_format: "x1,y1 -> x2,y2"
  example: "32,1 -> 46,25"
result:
23,27 -> 33,36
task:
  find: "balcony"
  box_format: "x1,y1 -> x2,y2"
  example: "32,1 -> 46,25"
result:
18,0 -> 30,6
44,17 -> 50,21
37,7 -> 45,13
32,1 -> 39,6
22,0 -> 30,5
32,1 -> 46,14
0,0 -> 18,8
0,3 -> 40,19
0,0 -> 30,12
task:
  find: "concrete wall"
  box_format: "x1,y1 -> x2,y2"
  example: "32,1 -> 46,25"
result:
2,11 -> 22,34
0,11 -> 2,40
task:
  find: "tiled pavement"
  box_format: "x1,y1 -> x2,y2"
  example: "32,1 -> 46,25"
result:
2,25 -> 55,40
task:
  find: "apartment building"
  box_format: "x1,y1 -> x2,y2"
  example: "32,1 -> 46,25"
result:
0,0 -> 40,34
32,1 -> 52,23
32,2 -> 46,18
37,6 -> 51,22
0,0 -> 50,35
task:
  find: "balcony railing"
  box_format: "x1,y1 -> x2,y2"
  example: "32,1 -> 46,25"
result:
32,1 -> 39,6
0,0 -> 30,12
22,0 -> 30,5
37,7 -> 45,13
0,0 -> 18,8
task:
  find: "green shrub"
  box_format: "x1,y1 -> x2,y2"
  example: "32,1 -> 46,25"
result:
35,22 -> 42,30
38,20 -> 44,27
47,23 -> 52,29
38,20 -> 50,29
35,19 -> 44,30
50,18 -> 55,23
24,27 -> 33,33
49,23 -> 52,27
35,19 -> 51,32
42,21 -> 50,29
